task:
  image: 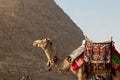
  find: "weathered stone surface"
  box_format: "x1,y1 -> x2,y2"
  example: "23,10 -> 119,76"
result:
0,0 -> 84,80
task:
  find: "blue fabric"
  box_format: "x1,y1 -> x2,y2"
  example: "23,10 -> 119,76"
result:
102,54 -> 107,61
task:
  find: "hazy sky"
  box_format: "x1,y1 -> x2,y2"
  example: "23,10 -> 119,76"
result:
55,0 -> 120,52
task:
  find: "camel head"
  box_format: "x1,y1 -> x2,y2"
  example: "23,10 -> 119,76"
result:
33,38 -> 59,71
33,38 -> 52,50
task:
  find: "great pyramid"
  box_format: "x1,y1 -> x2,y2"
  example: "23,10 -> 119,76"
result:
0,0 -> 84,80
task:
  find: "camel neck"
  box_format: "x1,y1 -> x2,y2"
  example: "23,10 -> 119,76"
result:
43,45 -> 56,60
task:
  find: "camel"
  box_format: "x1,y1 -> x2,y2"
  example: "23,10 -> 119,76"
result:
33,38 -> 87,80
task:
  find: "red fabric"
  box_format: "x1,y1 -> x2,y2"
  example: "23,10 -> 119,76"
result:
71,62 -> 79,70
116,66 -> 120,72
71,58 -> 84,70
112,45 -> 120,60
54,56 -> 59,63
75,58 -> 84,67
112,45 -> 120,72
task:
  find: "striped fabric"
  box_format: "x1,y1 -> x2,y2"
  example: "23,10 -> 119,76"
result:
71,58 -> 84,70
112,45 -> 120,72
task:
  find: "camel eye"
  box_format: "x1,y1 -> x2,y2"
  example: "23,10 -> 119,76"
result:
50,42 -> 52,45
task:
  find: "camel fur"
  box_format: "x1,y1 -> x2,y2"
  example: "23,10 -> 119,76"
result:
33,38 -> 86,80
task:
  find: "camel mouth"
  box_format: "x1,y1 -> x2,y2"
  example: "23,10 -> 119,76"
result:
33,42 -> 38,47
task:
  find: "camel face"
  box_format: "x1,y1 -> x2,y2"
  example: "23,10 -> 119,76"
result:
33,38 -> 59,71
33,38 -> 51,49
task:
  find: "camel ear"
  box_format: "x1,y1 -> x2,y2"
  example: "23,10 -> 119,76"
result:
43,38 -> 47,43
45,38 -> 50,42
45,37 -> 49,40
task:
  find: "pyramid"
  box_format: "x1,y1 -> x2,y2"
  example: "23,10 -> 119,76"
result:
0,0 -> 84,79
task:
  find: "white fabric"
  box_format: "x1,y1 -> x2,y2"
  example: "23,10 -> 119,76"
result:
70,44 -> 85,62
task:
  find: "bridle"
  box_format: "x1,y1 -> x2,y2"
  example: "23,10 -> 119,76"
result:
44,39 -> 52,49
41,39 -> 59,64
